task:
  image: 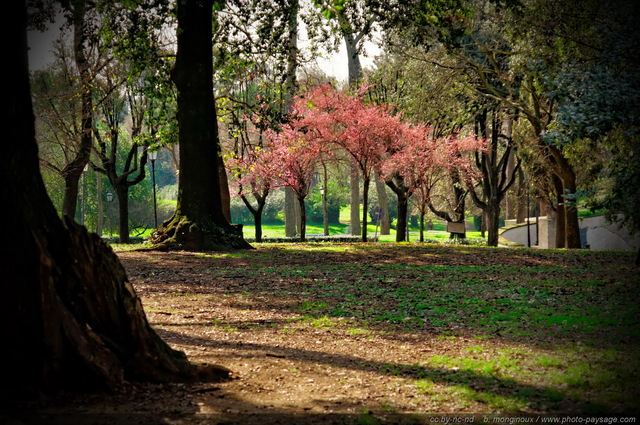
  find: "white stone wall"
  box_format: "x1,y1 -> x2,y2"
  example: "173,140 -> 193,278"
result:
500,215 -> 640,251
579,215 -> 640,251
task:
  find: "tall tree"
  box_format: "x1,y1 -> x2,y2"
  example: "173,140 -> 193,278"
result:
53,0 -> 100,219
467,107 -> 520,246
4,0 -> 223,396
31,60 -> 85,217
311,0 -> 384,236
375,0 -> 586,247
92,73 -> 150,244
151,0 -> 251,251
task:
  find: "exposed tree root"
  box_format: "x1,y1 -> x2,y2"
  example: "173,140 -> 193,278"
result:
149,214 -> 253,251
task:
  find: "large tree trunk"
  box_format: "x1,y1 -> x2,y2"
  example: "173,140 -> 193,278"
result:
152,0 -> 250,251
3,3 -> 226,397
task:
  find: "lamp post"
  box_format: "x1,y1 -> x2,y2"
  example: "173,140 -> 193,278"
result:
320,186 -> 329,236
106,192 -> 114,236
148,150 -> 158,228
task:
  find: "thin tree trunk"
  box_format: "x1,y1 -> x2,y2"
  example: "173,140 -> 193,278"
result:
283,0 -> 299,238
96,172 -> 103,235
62,0 -> 92,219
487,199 -> 501,247
218,155 -> 231,222
285,188 -> 298,236
323,164 -> 329,236
254,209 -> 263,242
516,169 -> 527,223
396,192 -> 408,242
350,163 -> 360,236
298,196 -> 306,242
375,176 -> 390,235
361,177 -> 370,242
116,187 -> 130,243
553,175 -> 566,248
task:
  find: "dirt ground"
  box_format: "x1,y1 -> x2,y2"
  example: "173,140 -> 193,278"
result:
5,245 -> 637,424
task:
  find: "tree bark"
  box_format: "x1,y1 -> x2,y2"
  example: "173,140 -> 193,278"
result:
548,145 -> 581,248
285,188 -> 298,236
553,175 -> 566,248
218,155 -> 232,222
361,177 -> 370,242
386,176 -> 409,242
487,196 -> 501,247
350,162 -> 361,236
116,184 -> 131,243
240,190 -> 267,242
516,168 -> 527,223
61,0 -> 93,219
283,0 -> 299,238
3,3 -> 227,397
298,196 -> 307,242
375,175 -> 391,235
96,172 -> 104,235
152,0 -> 251,251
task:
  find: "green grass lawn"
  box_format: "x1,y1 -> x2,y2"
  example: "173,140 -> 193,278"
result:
241,220 -> 485,243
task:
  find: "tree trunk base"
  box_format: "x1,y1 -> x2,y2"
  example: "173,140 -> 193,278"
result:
150,214 -> 253,251
5,217 -> 232,400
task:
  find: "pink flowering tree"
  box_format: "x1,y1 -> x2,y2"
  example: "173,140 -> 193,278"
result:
226,145 -> 274,242
263,125 -> 326,241
381,126 -> 484,242
223,90 -> 284,242
298,85 -> 396,242
380,123 -> 443,242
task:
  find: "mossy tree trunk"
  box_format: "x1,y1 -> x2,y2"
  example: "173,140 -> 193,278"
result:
2,3 -> 220,397
151,0 -> 251,251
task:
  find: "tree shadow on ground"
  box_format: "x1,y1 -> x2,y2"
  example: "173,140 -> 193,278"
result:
119,247 -> 640,351
156,328 -> 618,416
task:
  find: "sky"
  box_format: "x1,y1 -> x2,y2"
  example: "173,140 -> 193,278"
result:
26,15 -> 381,82
313,40 -> 380,82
